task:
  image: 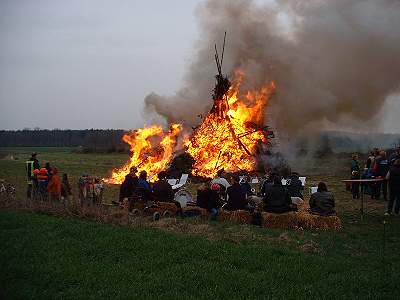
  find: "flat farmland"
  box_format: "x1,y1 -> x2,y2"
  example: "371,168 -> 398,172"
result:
0,147 -> 399,299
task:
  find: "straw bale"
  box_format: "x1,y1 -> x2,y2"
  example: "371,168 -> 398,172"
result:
262,212 -> 298,229
121,199 -> 129,211
157,202 -> 179,214
145,202 -> 178,216
218,209 -> 252,224
297,211 -> 342,231
182,206 -> 208,218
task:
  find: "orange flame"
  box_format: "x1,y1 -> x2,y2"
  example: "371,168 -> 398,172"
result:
186,72 -> 275,177
104,123 -> 182,184
105,71 -> 275,183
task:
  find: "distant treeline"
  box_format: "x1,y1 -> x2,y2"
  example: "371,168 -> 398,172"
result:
0,129 -> 129,152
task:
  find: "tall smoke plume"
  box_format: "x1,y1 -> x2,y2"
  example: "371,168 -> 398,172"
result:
145,0 -> 400,139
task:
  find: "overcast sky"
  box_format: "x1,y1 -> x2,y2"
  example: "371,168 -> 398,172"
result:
0,0 -> 399,132
0,0 -> 200,130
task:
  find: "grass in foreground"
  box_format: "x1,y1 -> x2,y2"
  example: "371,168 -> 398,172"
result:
1,209 -> 399,299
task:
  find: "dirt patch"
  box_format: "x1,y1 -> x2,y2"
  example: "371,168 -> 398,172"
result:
298,240 -> 322,254
278,232 -> 293,243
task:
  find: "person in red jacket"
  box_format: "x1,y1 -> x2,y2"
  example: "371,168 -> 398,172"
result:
47,167 -> 61,201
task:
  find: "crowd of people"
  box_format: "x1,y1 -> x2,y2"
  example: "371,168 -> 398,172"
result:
350,146 -> 400,215
25,152 -> 102,204
24,150 -> 337,219
119,167 -> 182,213
35,146 -> 400,219
118,166 -> 336,220
197,170 -> 336,218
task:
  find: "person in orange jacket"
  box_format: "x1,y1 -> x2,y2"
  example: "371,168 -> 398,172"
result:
47,167 -> 61,201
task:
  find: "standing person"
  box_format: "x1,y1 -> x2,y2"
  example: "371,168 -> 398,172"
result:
386,159 -> 400,215
374,151 -> 389,200
78,173 -> 88,205
25,152 -> 40,199
119,167 -> 139,202
47,167 -> 61,201
37,168 -> 49,200
350,154 -> 360,194
389,146 -> 400,166
93,178 -> 103,204
366,151 -> 375,169
45,162 -> 53,179
61,173 -> 73,204
225,175 -> 247,211
309,182 -> 336,216
351,170 -> 360,199
351,154 -> 360,174
263,176 -> 292,214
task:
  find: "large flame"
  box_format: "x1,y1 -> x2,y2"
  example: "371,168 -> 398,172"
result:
105,71 -> 275,183
186,72 -> 275,177
105,123 -> 182,184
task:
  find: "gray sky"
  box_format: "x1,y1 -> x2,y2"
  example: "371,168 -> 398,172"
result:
0,0 -> 200,130
0,0 -> 399,133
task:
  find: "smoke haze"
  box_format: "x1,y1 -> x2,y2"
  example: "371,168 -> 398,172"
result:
145,0 -> 400,138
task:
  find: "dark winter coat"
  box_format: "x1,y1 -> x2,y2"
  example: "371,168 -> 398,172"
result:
374,157 -> 389,177
119,174 -> 139,201
197,188 -> 220,212
225,183 -> 247,211
263,184 -> 291,214
287,175 -> 303,199
153,180 -> 174,202
309,191 -> 335,216
388,165 -> 400,193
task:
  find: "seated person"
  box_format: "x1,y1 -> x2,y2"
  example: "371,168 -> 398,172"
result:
211,169 -> 231,189
153,171 -> 182,213
153,171 -> 174,202
309,182 -> 336,216
263,175 -> 292,214
119,166 -> 139,202
196,180 -> 212,209
225,175 -> 248,211
260,172 -> 278,196
287,172 -> 304,200
134,170 -> 153,202
197,182 -> 222,219
240,176 -> 253,198
212,169 -> 230,199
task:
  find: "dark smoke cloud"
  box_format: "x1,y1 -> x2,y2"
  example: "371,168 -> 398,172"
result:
145,0 -> 400,137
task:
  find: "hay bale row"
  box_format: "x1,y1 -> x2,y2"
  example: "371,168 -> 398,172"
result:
120,199 -> 341,230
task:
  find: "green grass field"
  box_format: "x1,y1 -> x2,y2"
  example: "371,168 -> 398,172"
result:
1,147 -> 400,299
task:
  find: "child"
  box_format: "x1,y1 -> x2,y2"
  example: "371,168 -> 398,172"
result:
61,173 -> 73,204
47,167 -> 61,201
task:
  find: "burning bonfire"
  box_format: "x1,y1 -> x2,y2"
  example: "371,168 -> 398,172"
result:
105,35 -> 275,184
